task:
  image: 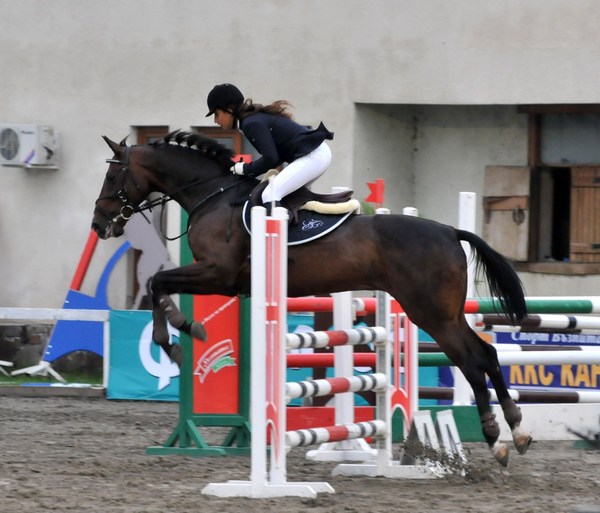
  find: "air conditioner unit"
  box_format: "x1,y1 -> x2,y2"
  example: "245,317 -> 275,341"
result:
0,125 -> 58,167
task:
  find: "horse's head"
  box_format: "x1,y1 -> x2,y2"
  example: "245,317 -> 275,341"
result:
92,130 -> 244,239
91,135 -> 149,239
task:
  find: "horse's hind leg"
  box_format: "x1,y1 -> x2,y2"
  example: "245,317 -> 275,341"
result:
457,353 -> 511,466
423,320 -> 512,466
479,339 -> 532,455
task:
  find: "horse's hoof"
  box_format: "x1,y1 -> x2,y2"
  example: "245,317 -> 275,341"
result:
513,432 -> 533,455
190,321 -> 208,341
491,442 -> 509,467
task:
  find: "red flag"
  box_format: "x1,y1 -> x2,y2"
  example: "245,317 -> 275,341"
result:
365,179 -> 385,207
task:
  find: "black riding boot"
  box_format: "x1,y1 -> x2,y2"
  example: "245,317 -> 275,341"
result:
263,200 -> 282,216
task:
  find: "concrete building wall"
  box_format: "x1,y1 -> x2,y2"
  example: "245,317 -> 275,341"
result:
412,105 -> 528,226
2,0 -> 600,308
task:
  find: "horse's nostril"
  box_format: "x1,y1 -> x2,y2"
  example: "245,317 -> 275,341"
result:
91,222 -> 106,237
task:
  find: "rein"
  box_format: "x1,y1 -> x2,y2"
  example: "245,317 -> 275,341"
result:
162,179 -> 242,241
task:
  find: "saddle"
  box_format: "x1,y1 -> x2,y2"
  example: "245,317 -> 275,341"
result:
242,176 -> 360,246
249,179 -> 358,224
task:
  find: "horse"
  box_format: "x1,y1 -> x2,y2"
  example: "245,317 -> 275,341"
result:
91,130 -> 532,466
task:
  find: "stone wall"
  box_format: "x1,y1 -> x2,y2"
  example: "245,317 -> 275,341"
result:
0,324 -> 49,369
0,324 -> 102,376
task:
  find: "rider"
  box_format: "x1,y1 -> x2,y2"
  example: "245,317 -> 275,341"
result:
206,83 -> 334,212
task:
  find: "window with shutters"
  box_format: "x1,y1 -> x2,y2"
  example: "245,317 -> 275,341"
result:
570,167 -> 600,263
483,106 -> 600,274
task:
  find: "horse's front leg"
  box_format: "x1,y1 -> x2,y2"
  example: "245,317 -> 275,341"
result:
150,265 -> 215,365
150,295 -> 207,367
150,299 -> 177,360
158,295 -> 207,341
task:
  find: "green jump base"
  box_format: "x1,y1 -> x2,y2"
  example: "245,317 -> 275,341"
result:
146,445 -> 250,456
146,418 -> 251,457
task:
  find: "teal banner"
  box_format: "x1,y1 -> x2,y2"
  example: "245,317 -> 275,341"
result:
108,310 -> 180,401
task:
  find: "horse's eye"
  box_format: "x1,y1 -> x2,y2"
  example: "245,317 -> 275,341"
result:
106,174 -> 116,184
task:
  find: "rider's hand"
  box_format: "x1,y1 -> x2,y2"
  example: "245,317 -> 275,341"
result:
230,162 -> 245,175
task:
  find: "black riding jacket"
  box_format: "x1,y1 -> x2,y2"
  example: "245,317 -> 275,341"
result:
238,112 -> 333,177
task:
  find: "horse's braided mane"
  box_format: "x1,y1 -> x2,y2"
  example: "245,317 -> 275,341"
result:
152,129 -> 234,171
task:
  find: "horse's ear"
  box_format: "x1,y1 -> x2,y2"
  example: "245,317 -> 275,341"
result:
102,135 -> 124,154
119,135 -> 130,146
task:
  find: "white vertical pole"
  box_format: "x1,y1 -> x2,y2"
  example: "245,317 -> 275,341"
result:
250,206 -> 267,493
333,291 -> 353,427
401,206 -> 420,418
375,290 -> 392,463
407,318 -> 419,415
270,206 -> 289,485
455,192 -> 476,405
103,317 -> 110,390
375,207 -> 393,461
331,186 -> 354,428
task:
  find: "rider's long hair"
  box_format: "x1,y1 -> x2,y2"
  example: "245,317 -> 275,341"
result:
236,99 -> 293,121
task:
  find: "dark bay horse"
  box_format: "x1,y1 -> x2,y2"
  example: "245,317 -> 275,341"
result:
91,130 -> 531,466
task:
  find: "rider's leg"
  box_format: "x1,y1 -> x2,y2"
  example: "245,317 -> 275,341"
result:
261,142 -> 332,204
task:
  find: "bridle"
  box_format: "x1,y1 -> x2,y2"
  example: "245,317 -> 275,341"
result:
95,145 -> 145,227
95,144 -> 249,240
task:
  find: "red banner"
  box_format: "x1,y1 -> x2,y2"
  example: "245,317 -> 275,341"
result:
192,296 -> 240,414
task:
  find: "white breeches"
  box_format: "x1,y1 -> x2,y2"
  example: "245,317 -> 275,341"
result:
261,142 -> 332,203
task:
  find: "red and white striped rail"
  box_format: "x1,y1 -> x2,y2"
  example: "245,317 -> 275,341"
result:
286,373 -> 387,400
286,326 -> 388,349
287,420 -> 387,448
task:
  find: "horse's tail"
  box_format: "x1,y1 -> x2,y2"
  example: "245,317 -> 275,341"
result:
456,229 -> 527,324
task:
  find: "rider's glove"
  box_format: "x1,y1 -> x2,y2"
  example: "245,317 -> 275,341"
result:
230,162 -> 245,175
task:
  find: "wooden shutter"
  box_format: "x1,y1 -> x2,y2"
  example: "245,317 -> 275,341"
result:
570,167 -> 600,263
482,166 -> 531,261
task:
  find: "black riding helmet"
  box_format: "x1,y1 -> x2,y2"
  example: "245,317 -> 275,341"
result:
206,83 -> 244,117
